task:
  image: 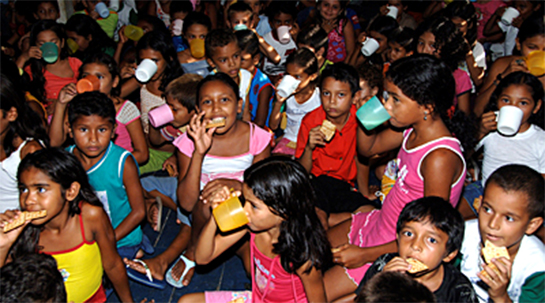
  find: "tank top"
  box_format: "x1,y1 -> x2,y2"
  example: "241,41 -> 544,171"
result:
326,19 -> 346,63
45,215 -> 103,303
0,140 -> 29,212
140,85 -> 165,134
250,233 -> 307,303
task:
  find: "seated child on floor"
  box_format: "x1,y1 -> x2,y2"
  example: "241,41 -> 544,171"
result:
177,12 -> 212,77
355,271 -> 435,303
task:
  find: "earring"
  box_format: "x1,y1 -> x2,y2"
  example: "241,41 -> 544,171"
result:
423,111 -> 428,121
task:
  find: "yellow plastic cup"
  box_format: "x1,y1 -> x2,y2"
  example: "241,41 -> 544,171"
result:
213,195 -> 249,232
67,38 -> 79,54
190,39 -> 205,59
124,25 -> 144,42
525,50 -> 545,77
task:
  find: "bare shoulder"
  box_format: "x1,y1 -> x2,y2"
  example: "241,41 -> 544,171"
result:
20,140 -> 44,159
80,202 -> 108,222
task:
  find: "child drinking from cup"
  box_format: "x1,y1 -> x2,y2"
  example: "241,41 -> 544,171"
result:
177,12 -> 212,77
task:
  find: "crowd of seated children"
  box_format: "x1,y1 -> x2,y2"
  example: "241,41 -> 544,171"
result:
0,1 -> 544,302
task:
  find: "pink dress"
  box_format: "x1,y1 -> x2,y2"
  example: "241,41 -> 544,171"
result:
327,19 -> 347,63
346,129 -> 466,284
474,0 -> 506,41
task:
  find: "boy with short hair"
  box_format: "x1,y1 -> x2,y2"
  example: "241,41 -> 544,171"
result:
356,196 -> 478,303
296,63 -> 371,228
235,29 -> 274,127
297,25 -> 333,74
460,164 -> 545,303
355,271 -> 436,303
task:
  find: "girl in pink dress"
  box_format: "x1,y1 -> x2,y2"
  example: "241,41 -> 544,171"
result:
323,55 -> 468,301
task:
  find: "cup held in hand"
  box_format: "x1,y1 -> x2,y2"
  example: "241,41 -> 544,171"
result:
234,24 -> 249,31
213,195 -> 249,232
361,38 -> 379,57
135,59 -> 158,83
149,104 -> 175,128
277,26 -> 291,44
40,42 -> 58,63
356,96 -> 391,131
172,19 -> 184,36
67,38 -> 79,54
124,25 -> 144,41
495,105 -> 523,136
386,6 -> 398,19
526,50 -> 545,77
501,7 -> 519,26
190,39 -> 205,59
276,75 -> 301,98
77,74 -> 100,94
95,2 -> 110,18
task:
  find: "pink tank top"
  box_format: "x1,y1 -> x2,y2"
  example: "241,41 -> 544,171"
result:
250,233 -> 307,303
326,19 -> 346,63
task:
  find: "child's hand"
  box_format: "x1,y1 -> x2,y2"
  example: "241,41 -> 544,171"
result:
289,23 -> 300,40
479,111 -> 498,136
89,10 -> 100,20
307,126 -> 326,150
118,26 -> 129,44
162,157 -> 178,177
511,15 -> 524,28
27,46 -> 42,60
200,179 -> 242,205
501,57 -> 528,78
58,83 -> 78,105
383,256 -> 411,272
478,257 -> 512,302
120,63 -> 136,79
187,111 -> 215,156
356,32 -> 368,44
0,210 -> 28,249
353,91 -> 373,110
332,243 -> 366,269
206,186 -> 240,210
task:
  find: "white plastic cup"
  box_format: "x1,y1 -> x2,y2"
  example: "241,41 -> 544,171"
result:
95,2 -> 110,18
501,7 -> 519,26
109,0 -> 119,11
495,106 -> 523,136
361,37 -> 380,57
172,19 -> 184,36
135,59 -> 158,83
277,25 -> 291,44
386,6 -> 399,19
356,96 -> 391,130
277,75 -> 301,98
149,104 -> 174,128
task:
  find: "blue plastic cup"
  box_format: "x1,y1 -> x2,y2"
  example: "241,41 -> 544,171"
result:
356,96 -> 391,130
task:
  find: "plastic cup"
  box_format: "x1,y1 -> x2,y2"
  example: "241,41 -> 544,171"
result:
501,7 -> 519,26
77,74 -> 100,93
525,50 -> 545,77
40,42 -> 58,63
234,24 -> 248,31
67,38 -> 79,54
124,25 -> 144,41
386,6 -> 398,19
135,59 -> 158,83
213,195 -> 249,232
190,38 -> 205,59
109,0 -> 119,11
495,106 -> 523,136
277,25 -> 291,44
149,104 -> 174,128
95,2 -> 110,18
360,37 -> 379,57
276,74 -> 301,98
356,96 -> 391,131
172,19 -> 184,36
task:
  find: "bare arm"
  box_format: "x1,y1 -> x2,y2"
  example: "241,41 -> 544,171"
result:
457,92 -> 471,116
343,21 -> 356,64
49,84 -> 77,147
465,49 -> 485,88
297,262 -> 327,303
125,119 -> 149,165
256,31 -> 281,65
357,126 -> 404,158
268,98 -> 285,131
483,7 -> 506,38
421,148 -> 463,200
120,77 -> 142,99
297,125 -> 325,173
253,86 -> 273,127
356,156 -> 371,198
115,157 -> 146,241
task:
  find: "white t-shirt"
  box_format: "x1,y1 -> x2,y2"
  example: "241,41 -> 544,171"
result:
478,124 -> 545,184
262,31 -> 297,76
284,87 -> 321,142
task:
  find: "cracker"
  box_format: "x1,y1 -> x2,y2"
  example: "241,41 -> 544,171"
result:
286,140 -> 297,149
320,120 -> 336,142
2,211 -> 47,232
407,258 -> 428,274
331,247 -> 341,253
206,117 -> 226,129
165,163 -> 175,176
480,262 -> 499,280
482,240 -> 510,264
228,298 -> 245,303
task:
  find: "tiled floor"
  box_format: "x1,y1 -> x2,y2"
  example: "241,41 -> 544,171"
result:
107,207 -> 251,303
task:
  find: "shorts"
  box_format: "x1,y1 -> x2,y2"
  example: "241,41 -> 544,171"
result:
117,234 -> 154,260
204,290 -> 252,303
272,137 -> 296,156
462,181 -> 484,216
311,175 -> 372,214
139,148 -> 173,175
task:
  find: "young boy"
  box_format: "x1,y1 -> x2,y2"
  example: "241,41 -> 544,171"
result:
235,29 -> 274,127
297,25 -> 333,74
243,0 -> 271,37
460,164 -> 544,303
67,92 -> 148,260
355,271 -> 435,303
295,63 -> 371,228
356,196 -> 477,302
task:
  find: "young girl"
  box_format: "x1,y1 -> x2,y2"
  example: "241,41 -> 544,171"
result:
177,12 -> 212,77
416,17 -> 472,115
1,148 -> 134,302
168,73 -> 271,288
65,14 -> 117,62
0,76 -> 48,213
324,55 -> 467,301
310,0 -> 355,64
17,20 -> 82,115
270,48 -> 320,156
49,53 -> 149,165
178,157 -> 331,303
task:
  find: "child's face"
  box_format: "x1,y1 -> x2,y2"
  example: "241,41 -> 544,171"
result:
184,24 -> 208,44
383,79 -> 425,128
166,95 -> 193,128
81,63 -> 119,95
416,32 -> 438,57
319,0 -> 343,21
353,79 -> 377,106
286,62 -> 317,93
369,30 -> 388,54
320,77 -> 354,121
450,17 -> 468,37
240,50 -> 258,71
479,182 -> 542,256
35,2 -> 59,20
497,84 -> 542,133
270,12 -> 294,31
137,20 -> 154,34
208,41 -> 242,80
139,48 -> 168,82
388,41 -> 410,63
229,11 -> 254,29
397,220 -> 455,273
197,80 -> 242,135
66,30 -> 90,52
243,0 -> 261,16
69,115 -> 115,159
514,0 -> 539,20
242,183 -> 282,232
517,35 -> 545,57
36,30 -> 64,53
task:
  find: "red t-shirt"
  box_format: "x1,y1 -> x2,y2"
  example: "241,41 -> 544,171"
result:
25,57 -> 82,100
295,105 -> 358,184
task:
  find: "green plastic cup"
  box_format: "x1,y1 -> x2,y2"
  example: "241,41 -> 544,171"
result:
40,42 -> 58,63
356,96 -> 391,131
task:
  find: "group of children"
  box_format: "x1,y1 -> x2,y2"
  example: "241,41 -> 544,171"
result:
0,0 -> 544,303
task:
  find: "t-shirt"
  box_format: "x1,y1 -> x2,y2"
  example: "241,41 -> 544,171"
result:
357,253 -> 478,303
247,68 -> 274,125
283,87 -> 321,142
262,31 -> 297,76
24,57 -> 83,101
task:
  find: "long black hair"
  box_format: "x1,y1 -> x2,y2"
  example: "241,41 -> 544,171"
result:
65,14 -> 116,61
243,157 -> 332,273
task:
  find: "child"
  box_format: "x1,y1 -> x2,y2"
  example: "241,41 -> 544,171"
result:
386,26 -> 414,64
296,63 -> 371,228
169,0 -> 193,52
270,48 -> 320,156
460,72 -> 544,218
460,164 -> 544,303
356,197 -> 477,303
178,157 -> 331,303
244,0 -> 271,37
50,53 -> 149,165
66,92 -> 148,261
74,0 -> 119,39
17,20 -> 82,114
33,0 -> 59,21
379,0 -> 417,30
65,14 -> 116,62
324,55 -> 467,301
177,12 -> 212,77
2,148 -> 134,302
297,24 -> 333,74
168,73 -> 271,288
235,29 -> 274,127
355,271 -> 435,303
350,15 -> 398,70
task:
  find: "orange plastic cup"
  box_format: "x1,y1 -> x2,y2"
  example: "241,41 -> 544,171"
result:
77,75 -> 100,93
526,50 -> 545,77
213,195 -> 249,232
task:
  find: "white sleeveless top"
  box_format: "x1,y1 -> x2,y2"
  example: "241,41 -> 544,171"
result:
0,140 -> 31,212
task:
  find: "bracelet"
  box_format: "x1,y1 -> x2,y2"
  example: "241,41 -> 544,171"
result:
496,73 -> 503,82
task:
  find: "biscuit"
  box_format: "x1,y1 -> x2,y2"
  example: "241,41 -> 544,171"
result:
206,117 -> 226,129
482,240 -> 510,264
320,120 -> 336,142
407,258 -> 428,273
2,210 -> 47,232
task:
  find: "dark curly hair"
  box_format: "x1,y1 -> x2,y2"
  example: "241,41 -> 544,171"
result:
442,0 -> 478,47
